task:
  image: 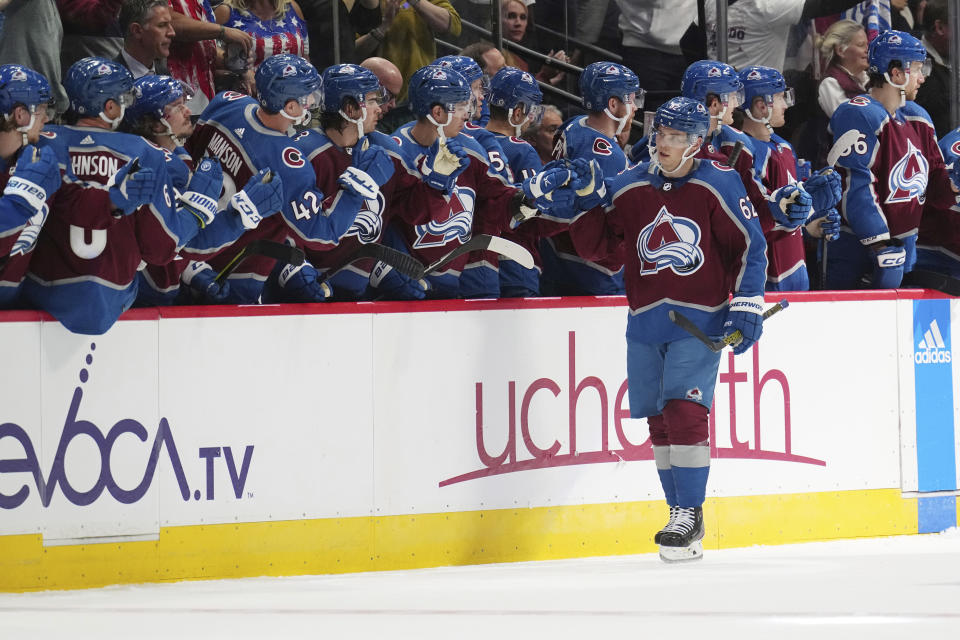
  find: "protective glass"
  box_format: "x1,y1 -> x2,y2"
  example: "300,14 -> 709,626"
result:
116,90 -> 136,108
781,87 -> 796,108
297,89 -> 322,111
910,58 -> 933,77
652,128 -> 699,148
371,86 -> 393,106
448,96 -> 476,119
524,103 -> 544,125
721,88 -> 745,109
162,97 -> 190,119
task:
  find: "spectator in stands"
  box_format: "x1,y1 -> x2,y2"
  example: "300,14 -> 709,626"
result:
58,1 -> 124,76
453,0 -> 534,40
117,0 -> 176,78
299,0 -> 382,71
705,0 -> 865,73
167,1 -> 252,114
214,0 -> 309,94
500,0 -> 567,86
523,102 -> 561,164
363,0 -> 461,105
0,0 -> 68,114
460,40 -> 506,77
361,56 -> 403,116
915,0 -> 950,136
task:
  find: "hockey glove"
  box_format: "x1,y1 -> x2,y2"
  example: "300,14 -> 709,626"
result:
352,138 -> 395,186
870,239 -> 906,289
723,295 -> 764,356
9,204 -> 49,256
232,168 -> 283,229
803,168 -> 842,214
421,137 -> 468,193
107,158 -> 158,215
459,262 -> 499,299
769,184 -> 812,230
369,260 -> 428,300
3,145 -> 61,218
806,207 -> 841,242
262,260 -> 332,303
180,260 -> 231,304
179,157 -> 222,227
569,158 -> 607,211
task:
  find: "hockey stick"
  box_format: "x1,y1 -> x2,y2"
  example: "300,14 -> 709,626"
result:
819,129 -> 861,289
317,243 -> 425,284
668,299 -> 789,353
725,141 -> 744,168
902,269 -> 960,296
421,234 -> 534,277
213,239 -> 305,285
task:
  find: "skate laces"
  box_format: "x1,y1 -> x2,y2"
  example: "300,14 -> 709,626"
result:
663,507 -> 696,534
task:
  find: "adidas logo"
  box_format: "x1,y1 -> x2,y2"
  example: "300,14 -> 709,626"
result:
80,135 -> 95,145
233,127 -> 245,138
915,319 -> 951,364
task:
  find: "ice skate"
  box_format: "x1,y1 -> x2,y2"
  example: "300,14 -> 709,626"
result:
653,506 -> 680,545
658,506 -> 704,563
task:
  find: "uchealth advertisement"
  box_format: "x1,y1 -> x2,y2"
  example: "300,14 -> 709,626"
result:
0,296 -> 922,544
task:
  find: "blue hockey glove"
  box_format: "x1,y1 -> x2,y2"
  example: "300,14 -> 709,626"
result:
352,138 -> 395,186
421,136 -> 468,193
870,240 -> 906,289
262,260 -> 332,303
107,158 -> 158,215
180,261 -> 231,303
807,207 -> 841,242
568,158 -> 607,211
369,260 -> 428,300
459,263 -> 499,299
803,168 -> 842,214
179,157 -> 222,227
769,184 -> 812,229
2,145 -> 61,218
232,168 -> 283,229
723,295 -> 764,356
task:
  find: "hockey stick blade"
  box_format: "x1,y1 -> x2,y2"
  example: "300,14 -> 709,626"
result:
669,299 -> 790,352
214,240 -> 305,284
826,129 -> 860,168
423,234 -> 534,276
318,243 -> 425,284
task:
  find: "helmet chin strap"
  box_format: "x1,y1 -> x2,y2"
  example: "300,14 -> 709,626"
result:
883,71 -> 909,108
509,107 -> 525,137
6,109 -> 37,148
744,100 -> 773,133
339,106 -> 368,145
427,110 -> 454,143
656,142 -> 699,177
159,117 -> 186,147
603,106 -> 630,137
280,103 -> 312,127
100,103 -> 126,131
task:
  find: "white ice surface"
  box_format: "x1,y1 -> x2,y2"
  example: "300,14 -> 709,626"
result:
2,531 -> 959,640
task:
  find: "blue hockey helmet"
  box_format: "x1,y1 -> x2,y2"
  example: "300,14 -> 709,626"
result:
681,60 -> 743,106
579,61 -> 642,112
63,57 -> 135,117
320,63 -> 383,114
126,75 -> 192,123
738,65 -> 794,109
0,64 -> 52,117
489,67 -> 542,112
433,55 -> 485,88
255,53 -> 322,114
868,29 -> 930,76
408,65 -> 472,117
653,97 -> 710,140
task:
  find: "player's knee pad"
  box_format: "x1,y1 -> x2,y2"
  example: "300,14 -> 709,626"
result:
662,399 -> 709,446
647,414 -> 668,446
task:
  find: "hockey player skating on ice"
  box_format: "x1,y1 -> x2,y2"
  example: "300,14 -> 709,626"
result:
566,98 -> 768,562
542,61 -> 641,296
187,53 -> 361,304
828,29 -> 959,289
0,64 -> 60,310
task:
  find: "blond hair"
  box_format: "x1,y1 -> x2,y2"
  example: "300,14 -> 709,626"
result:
223,0 -> 291,20
817,19 -> 865,69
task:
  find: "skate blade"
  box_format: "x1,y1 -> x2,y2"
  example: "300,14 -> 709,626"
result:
659,540 -> 703,564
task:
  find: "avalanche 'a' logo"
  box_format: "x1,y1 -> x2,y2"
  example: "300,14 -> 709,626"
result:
885,139 -> 929,205
593,137 -> 613,156
637,206 -> 704,276
413,186 -> 475,248
345,192 -> 386,244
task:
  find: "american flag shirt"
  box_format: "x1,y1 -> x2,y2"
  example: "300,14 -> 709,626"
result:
167,0 -> 218,102
225,4 -> 309,68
